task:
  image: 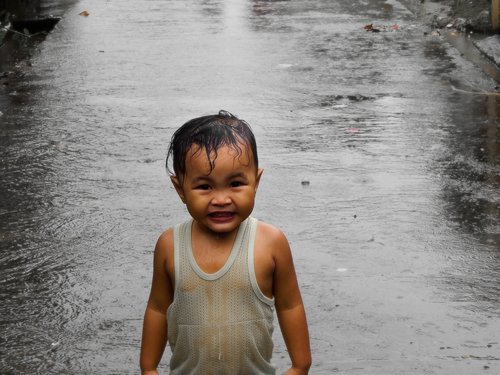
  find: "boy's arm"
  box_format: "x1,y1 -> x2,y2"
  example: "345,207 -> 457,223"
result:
140,230 -> 174,374
272,230 -> 312,374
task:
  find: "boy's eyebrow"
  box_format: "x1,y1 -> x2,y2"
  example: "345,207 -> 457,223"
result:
227,172 -> 248,180
192,176 -> 212,183
190,172 -> 248,184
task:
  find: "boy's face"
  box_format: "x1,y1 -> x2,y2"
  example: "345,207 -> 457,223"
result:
171,142 -> 263,236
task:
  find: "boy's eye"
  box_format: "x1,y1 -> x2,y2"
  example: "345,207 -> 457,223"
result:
196,184 -> 211,190
230,181 -> 244,188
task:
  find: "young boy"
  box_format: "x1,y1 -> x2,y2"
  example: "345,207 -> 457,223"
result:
140,111 -> 311,374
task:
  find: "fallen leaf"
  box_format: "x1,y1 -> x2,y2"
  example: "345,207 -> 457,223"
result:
364,23 -> 380,32
79,10 -> 90,17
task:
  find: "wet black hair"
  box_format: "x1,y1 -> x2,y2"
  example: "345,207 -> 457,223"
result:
166,110 -> 258,177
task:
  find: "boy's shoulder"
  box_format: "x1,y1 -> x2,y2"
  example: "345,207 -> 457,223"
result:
155,217 -> 191,255
157,226 -> 174,243
255,219 -> 290,249
256,220 -> 285,237
154,227 -> 175,275
155,227 -> 174,256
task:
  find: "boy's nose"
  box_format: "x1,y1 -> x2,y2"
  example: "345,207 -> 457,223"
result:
211,191 -> 231,205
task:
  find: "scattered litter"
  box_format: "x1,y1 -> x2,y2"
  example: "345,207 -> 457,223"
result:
364,23 -> 402,33
320,94 -> 375,107
0,111 -> 3,117
336,268 -> 347,272
347,94 -> 371,101
79,10 -> 90,17
364,23 -> 380,33
51,341 -> 60,347
277,63 -> 293,69
346,128 -> 359,134
453,18 -> 468,31
301,180 -> 310,186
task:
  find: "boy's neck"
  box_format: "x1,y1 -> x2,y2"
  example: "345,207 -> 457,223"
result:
192,220 -> 240,245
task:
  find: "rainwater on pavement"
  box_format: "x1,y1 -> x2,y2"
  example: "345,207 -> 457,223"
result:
0,0 -> 499,374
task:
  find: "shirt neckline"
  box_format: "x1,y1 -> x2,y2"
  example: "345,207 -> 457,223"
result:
187,218 -> 248,281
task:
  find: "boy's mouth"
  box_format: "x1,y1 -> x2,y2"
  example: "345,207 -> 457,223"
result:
208,211 -> 234,218
208,211 -> 235,220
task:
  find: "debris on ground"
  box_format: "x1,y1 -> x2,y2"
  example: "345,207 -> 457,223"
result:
79,11 -> 90,17
426,0 -> 493,34
364,23 -> 380,32
364,23 -> 402,32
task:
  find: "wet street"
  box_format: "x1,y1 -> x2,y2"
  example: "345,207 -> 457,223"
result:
0,0 -> 499,373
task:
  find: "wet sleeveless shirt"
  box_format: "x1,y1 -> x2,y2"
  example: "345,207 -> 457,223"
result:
167,217 -> 276,374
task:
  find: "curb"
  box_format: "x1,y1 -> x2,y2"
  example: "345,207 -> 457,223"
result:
473,35 -> 500,68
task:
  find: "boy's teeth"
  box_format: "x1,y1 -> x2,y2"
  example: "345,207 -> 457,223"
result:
211,212 -> 231,217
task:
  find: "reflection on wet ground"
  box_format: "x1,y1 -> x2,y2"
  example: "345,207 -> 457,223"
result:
0,0 -> 499,373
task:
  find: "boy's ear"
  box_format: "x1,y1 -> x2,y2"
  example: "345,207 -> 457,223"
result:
255,168 -> 264,192
170,176 -> 186,204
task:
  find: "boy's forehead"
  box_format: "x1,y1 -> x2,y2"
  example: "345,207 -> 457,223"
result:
185,142 -> 254,170
188,142 -> 253,158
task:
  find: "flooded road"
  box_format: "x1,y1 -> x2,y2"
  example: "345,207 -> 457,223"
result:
0,0 -> 499,373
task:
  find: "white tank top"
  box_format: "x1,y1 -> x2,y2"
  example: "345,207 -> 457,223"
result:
167,217 -> 276,374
